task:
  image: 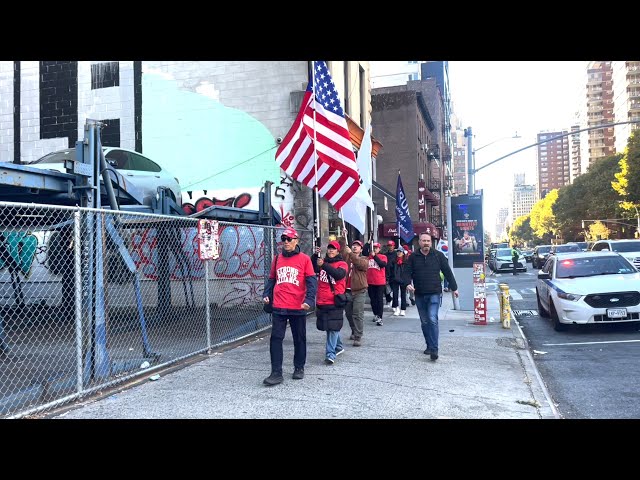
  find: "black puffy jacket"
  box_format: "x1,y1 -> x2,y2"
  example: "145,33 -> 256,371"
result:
405,248 -> 458,295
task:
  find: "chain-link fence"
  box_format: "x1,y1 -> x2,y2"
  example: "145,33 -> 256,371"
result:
0,201 -> 311,418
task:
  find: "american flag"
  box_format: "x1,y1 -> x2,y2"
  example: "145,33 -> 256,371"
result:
275,61 -> 359,211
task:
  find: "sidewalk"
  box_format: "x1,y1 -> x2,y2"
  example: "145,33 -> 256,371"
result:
50,291 -> 559,419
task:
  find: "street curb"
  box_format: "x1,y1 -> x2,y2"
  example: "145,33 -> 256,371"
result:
509,304 -> 562,419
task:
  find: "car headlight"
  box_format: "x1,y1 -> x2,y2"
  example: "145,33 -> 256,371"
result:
557,292 -> 581,301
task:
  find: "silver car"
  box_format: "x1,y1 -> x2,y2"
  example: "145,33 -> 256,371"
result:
24,147 -> 182,207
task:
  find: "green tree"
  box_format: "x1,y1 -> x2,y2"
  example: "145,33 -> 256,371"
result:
530,189 -> 559,242
612,129 -> 640,234
554,154 -> 621,240
509,214 -> 534,246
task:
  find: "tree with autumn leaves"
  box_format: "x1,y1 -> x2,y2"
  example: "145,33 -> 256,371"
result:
509,129 -> 640,244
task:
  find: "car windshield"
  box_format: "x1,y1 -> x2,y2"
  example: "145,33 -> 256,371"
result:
556,256 -> 637,278
554,244 -> 581,253
536,246 -> 551,254
496,248 -> 512,257
610,241 -> 640,253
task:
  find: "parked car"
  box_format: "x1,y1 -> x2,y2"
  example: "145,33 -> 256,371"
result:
521,248 -> 534,262
23,147 -> 182,207
536,251 -> 640,331
590,239 -> 640,271
489,247 -> 526,273
531,245 -> 552,269
550,243 -> 582,255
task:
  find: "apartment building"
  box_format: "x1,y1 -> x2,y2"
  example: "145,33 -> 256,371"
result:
537,130 -> 570,199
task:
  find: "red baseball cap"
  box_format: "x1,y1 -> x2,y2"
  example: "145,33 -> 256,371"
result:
281,227 -> 298,239
327,241 -> 340,250
387,240 -> 395,246
403,245 -> 410,251
352,240 -> 363,247
373,242 -> 381,248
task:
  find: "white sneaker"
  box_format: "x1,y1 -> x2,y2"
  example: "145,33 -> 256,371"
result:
400,310 -> 406,316
393,307 -> 400,316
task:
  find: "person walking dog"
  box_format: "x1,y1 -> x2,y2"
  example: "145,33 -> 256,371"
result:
262,227 -> 317,385
406,232 -> 458,361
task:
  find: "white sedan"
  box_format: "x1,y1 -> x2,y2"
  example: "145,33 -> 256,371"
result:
536,252 -> 640,331
24,147 -> 182,207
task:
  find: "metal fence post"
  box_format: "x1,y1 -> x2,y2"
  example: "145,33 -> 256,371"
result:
74,210 -> 83,395
205,260 -> 211,352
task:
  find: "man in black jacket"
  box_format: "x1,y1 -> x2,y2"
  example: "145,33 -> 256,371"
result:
406,232 -> 459,361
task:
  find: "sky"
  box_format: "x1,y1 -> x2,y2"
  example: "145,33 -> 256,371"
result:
448,61 -> 588,239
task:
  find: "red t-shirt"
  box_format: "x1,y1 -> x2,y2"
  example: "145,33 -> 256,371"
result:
316,260 -> 348,306
269,253 -> 315,309
366,254 -> 387,286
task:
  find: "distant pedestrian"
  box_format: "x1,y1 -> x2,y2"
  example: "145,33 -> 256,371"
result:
339,236 -> 369,347
311,241 -> 348,364
383,240 -> 396,306
262,227 -> 317,385
406,233 -> 458,361
511,247 -> 520,276
366,242 -> 388,326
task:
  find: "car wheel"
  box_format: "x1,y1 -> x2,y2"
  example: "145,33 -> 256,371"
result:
536,289 -> 549,318
550,300 -> 568,332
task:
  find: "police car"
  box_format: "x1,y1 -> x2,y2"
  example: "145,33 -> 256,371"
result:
536,252 -> 640,331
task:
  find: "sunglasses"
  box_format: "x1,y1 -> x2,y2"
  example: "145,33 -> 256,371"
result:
281,236 -> 297,242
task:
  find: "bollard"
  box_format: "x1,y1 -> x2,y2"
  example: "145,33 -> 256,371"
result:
499,283 -> 511,329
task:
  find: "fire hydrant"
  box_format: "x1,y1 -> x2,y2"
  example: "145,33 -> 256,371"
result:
499,283 -> 511,329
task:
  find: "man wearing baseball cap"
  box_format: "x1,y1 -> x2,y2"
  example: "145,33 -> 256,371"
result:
262,226 -> 317,385
339,235 -> 369,346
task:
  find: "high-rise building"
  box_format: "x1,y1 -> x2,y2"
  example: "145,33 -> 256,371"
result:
612,61 -> 640,153
495,207 -> 510,240
450,114 -> 468,196
511,174 -> 537,223
569,123 -> 582,182
537,130 -> 570,199
582,61 -> 615,169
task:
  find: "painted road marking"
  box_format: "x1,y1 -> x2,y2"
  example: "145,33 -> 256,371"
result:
543,339 -> 640,347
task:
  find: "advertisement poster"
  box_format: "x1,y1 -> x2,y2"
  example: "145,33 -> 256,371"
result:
473,262 -> 487,325
197,219 -> 220,260
451,194 -> 483,268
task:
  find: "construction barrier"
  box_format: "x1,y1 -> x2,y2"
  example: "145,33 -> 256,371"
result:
499,283 -> 511,329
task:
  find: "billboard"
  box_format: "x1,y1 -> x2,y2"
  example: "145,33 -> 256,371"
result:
451,194 -> 483,268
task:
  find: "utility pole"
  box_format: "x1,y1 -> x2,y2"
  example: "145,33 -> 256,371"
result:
464,127 -> 473,195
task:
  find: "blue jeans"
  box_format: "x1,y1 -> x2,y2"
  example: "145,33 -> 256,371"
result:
415,293 -> 442,352
325,330 -> 343,361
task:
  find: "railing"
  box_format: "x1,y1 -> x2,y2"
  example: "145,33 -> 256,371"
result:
0,201 -> 311,418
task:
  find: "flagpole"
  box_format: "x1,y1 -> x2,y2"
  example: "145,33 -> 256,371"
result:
397,169 -> 401,247
311,61 -> 321,248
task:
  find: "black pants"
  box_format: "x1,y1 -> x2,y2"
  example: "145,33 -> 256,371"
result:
269,313 -> 307,374
368,284 -> 385,318
512,259 -> 518,275
391,282 -> 407,310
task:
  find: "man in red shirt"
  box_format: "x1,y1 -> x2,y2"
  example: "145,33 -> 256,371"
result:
367,242 -> 388,326
262,227 -> 317,385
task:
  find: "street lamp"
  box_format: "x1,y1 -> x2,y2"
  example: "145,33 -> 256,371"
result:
464,128 -> 521,195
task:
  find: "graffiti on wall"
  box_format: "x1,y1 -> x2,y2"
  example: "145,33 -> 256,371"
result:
181,192 -> 253,215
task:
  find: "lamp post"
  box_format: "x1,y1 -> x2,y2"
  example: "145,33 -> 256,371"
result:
464,128 -> 521,195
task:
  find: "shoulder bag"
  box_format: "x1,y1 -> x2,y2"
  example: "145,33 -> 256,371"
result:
263,254 -> 279,314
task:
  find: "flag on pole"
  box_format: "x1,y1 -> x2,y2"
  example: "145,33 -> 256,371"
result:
275,61 -> 360,211
396,173 -> 415,243
356,123 -> 373,190
340,132 -> 375,235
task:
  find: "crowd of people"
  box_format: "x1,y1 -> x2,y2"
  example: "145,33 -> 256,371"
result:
262,228 -> 458,386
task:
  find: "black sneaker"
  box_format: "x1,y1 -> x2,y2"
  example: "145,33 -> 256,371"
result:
263,372 -> 284,385
325,357 -> 335,365
423,348 -> 430,355
430,351 -> 439,361
292,368 -> 304,380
